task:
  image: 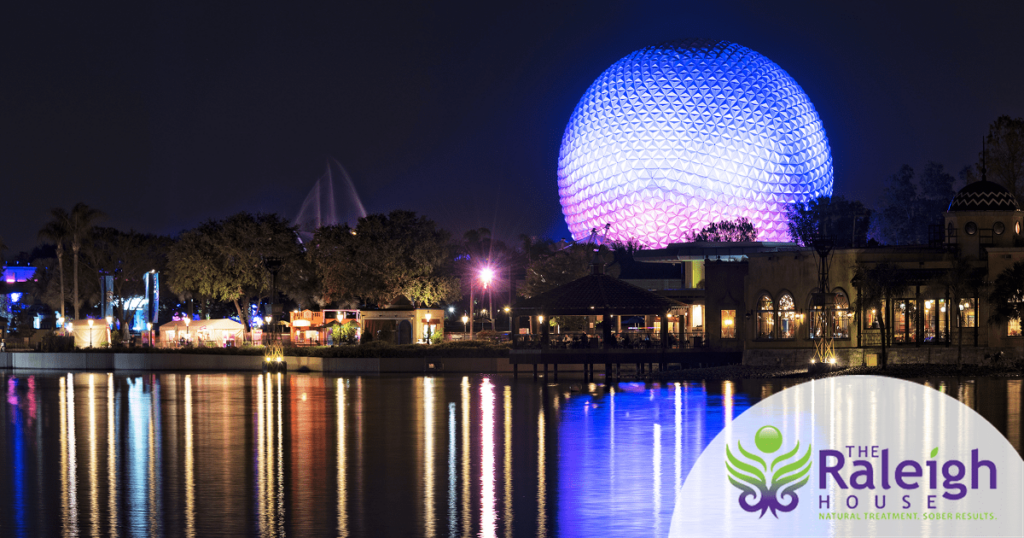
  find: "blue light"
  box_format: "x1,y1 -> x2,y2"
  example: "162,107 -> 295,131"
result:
9,292 -> 22,303
559,39 -> 833,246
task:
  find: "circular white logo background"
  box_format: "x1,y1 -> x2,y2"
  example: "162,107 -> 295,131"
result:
669,376 -> 1023,537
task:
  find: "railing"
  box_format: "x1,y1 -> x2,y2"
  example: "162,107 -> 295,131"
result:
513,330 -> 705,350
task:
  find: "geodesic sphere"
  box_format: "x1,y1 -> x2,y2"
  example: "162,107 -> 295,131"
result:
558,39 -> 833,246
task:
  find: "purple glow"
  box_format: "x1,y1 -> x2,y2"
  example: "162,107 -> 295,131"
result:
558,39 -> 833,246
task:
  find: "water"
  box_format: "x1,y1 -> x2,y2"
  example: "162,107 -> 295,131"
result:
295,159 -> 367,240
0,373 -> 1020,537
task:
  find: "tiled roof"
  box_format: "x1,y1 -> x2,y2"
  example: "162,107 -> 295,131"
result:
948,181 -> 1020,212
514,273 -> 682,315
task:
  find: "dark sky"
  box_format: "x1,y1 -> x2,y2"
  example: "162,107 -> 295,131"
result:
3,0 -> 1023,254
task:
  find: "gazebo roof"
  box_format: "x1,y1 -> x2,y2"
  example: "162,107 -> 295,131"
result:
514,272 -> 683,315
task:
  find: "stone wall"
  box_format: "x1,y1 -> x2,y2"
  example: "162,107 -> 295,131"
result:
743,346 -> 1020,368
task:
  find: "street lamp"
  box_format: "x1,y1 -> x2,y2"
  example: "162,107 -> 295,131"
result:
461,315 -> 468,336
481,267 -> 495,332
88,319 -> 95,348
184,317 -> 191,345
147,322 -> 154,347
504,306 -> 511,332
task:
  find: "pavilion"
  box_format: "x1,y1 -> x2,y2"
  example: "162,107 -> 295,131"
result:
510,263 -> 718,379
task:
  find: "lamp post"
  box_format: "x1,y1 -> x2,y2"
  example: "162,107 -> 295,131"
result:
481,266 -> 494,332
504,306 -> 511,333
147,322 -> 154,347
461,315 -> 468,337
106,315 -> 113,346
88,319 -> 95,348
425,312 -> 432,344
184,317 -> 191,346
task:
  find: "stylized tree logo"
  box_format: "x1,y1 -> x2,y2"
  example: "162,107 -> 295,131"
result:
726,425 -> 812,518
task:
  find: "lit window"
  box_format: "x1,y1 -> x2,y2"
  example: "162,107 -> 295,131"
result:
832,290 -> 850,339
721,310 -> 736,339
1017,221 -> 1021,235
957,299 -> 976,328
756,294 -> 774,340
1009,318 -> 1022,337
777,294 -> 796,339
863,301 -> 885,330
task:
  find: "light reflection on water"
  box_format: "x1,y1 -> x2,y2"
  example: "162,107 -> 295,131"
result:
0,373 -> 1020,537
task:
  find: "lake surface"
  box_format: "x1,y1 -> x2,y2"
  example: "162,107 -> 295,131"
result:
0,372 -> 1020,537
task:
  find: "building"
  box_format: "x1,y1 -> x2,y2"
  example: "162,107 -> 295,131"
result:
633,179 -> 1024,367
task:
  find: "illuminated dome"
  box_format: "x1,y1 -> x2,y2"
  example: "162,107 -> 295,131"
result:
558,39 -> 833,246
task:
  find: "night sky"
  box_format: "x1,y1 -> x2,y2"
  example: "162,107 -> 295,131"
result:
3,0 -> 1023,254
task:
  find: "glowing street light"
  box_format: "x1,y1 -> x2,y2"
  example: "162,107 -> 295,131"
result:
504,306 -> 511,332
147,322 -> 154,347
480,267 -> 494,288
88,318 -> 95,348
461,315 -> 468,336
184,317 -> 191,345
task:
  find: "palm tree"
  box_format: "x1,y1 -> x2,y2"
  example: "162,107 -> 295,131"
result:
942,255 -> 980,369
68,203 -> 104,321
39,208 -> 71,321
855,261 -> 909,369
988,261 -> 1024,361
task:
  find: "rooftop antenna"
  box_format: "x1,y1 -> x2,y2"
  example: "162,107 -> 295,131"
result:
981,136 -> 988,183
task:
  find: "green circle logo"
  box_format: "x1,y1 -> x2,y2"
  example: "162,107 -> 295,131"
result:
754,425 -> 783,453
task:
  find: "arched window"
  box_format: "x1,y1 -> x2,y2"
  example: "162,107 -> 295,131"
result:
756,294 -> 774,340
777,293 -> 796,339
832,289 -> 850,339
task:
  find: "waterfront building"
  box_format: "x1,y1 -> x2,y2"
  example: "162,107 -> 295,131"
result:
633,179 -> 1024,366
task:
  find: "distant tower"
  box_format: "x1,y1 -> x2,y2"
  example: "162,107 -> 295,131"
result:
943,138 -> 1022,260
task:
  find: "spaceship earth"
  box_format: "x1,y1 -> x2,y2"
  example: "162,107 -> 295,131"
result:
557,39 -> 833,246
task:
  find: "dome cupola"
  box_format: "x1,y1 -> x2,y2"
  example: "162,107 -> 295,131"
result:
948,180 -> 1020,212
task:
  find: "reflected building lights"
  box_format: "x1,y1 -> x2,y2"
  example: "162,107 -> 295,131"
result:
447,402 -> 457,538
67,373 -> 79,536
337,379 -> 348,538
653,422 -> 662,534
276,373 -> 284,529
503,386 -> 513,538
256,373 -> 267,533
537,406 -> 547,538
480,379 -> 496,538
423,378 -> 435,538
461,377 -> 470,537
89,375 -> 99,537
148,377 -> 162,536
59,376 -> 71,536
1008,380 -> 1021,453
108,374 -> 118,538
185,375 -> 195,538
674,383 -> 681,495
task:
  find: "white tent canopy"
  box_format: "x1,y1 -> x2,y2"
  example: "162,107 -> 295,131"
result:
159,318 -> 245,344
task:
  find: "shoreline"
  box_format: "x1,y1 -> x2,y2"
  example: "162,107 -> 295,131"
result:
653,363 -> 1024,382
